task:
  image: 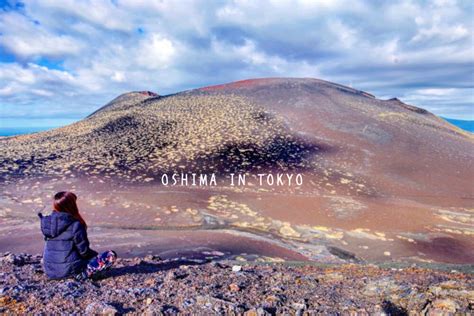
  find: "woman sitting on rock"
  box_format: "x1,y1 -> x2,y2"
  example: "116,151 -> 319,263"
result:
38,191 -> 117,281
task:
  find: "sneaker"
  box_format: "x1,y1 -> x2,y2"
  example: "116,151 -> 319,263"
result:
74,271 -> 88,281
91,270 -> 108,280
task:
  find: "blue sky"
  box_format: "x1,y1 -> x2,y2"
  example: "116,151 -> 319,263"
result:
0,0 -> 473,128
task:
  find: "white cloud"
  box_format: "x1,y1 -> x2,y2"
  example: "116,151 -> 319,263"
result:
136,34 -> 177,70
111,71 -> 126,83
0,63 -> 76,96
31,88 -> 54,97
402,87 -> 474,119
0,0 -> 472,123
414,88 -> 458,96
26,0 -> 135,32
0,11 -> 83,58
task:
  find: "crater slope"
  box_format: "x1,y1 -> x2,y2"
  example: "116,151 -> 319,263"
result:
1,78 -> 473,264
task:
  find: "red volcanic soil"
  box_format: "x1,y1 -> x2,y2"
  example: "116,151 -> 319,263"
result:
199,78 -> 277,91
200,77 -> 376,98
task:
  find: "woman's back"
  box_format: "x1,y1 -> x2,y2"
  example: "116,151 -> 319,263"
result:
40,211 -> 94,279
39,191 -> 116,281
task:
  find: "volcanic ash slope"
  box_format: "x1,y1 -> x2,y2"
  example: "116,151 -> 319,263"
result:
1,78 -> 473,264
2,79 -> 472,188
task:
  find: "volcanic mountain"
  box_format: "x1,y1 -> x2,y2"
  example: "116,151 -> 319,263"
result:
0,78 -> 473,264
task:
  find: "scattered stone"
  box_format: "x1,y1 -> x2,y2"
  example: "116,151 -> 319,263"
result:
182,298 -> 195,308
160,304 -> 180,314
210,261 -> 226,268
165,270 -> 188,282
244,307 -> 272,316
232,265 -> 242,272
0,287 -> 8,296
84,302 -> 118,315
1,253 -> 25,266
229,283 -> 240,292
144,278 -> 157,286
0,253 -> 472,314
291,301 -> 307,311
428,299 -> 458,313
196,294 -> 240,313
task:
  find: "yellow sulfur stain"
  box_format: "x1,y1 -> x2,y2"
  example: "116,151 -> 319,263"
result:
313,226 -> 330,232
279,224 -> 301,238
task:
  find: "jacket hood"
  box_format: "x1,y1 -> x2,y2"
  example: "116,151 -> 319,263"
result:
40,211 -> 77,238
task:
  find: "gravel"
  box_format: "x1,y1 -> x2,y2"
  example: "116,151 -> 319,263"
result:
0,252 -> 472,314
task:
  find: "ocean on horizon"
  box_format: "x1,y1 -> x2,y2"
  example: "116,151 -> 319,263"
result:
0,127 -> 55,137
1,118 -> 472,137
443,118 -> 474,133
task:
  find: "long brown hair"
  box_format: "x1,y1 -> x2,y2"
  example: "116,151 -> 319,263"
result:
53,191 -> 87,229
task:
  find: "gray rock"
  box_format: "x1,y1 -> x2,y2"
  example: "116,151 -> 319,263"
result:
145,303 -> 179,316
165,270 -> 188,282
144,254 -> 162,262
196,295 -> 239,313
1,253 -> 23,266
85,302 -> 118,315
0,287 -> 9,296
182,298 -> 195,308
257,307 -> 273,316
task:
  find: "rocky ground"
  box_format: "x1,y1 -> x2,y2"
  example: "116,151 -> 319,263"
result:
0,253 -> 472,315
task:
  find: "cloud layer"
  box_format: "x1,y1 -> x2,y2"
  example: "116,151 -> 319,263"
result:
1,0 -> 473,126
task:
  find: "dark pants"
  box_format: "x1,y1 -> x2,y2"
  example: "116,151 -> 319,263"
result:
85,250 -> 117,278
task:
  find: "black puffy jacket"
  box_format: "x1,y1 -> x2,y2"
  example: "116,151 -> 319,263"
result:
39,211 -> 98,279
